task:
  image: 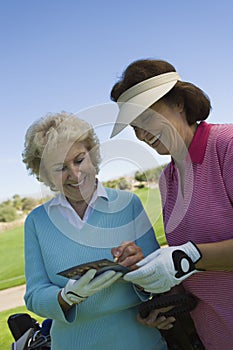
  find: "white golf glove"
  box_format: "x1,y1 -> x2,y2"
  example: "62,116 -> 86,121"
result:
61,269 -> 122,305
124,241 -> 202,293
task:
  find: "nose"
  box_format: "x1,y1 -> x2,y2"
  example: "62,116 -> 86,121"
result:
67,163 -> 81,179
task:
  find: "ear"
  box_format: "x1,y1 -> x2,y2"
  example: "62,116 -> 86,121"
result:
176,100 -> 184,113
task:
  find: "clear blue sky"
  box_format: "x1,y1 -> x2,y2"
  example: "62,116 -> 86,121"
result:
1,0 -> 233,200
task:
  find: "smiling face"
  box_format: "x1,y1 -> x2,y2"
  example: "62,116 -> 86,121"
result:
131,100 -> 195,159
45,141 -> 97,204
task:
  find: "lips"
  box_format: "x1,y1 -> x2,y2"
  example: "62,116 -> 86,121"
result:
68,178 -> 85,188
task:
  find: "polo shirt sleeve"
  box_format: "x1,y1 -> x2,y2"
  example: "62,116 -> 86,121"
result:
222,136 -> 233,204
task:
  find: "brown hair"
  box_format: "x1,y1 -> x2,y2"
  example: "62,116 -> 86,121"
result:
110,59 -> 211,124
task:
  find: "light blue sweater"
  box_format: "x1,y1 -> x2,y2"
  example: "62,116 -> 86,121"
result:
24,188 -> 167,350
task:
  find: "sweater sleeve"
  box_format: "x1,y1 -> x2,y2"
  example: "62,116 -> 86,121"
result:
24,212 -> 76,323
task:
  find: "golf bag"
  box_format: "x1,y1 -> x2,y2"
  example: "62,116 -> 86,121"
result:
8,313 -> 52,350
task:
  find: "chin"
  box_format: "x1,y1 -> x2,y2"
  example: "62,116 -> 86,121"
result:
155,148 -> 170,155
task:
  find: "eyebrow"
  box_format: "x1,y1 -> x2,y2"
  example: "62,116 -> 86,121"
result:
51,152 -> 87,167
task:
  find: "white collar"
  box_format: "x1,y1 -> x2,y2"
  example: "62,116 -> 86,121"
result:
48,179 -> 108,211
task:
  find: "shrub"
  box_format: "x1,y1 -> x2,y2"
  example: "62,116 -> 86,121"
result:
21,197 -> 37,212
0,206 -> 17,222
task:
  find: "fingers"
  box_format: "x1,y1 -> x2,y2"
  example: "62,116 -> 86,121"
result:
123,263 -> 173,294
111,241 -> 133,262
155,315 -> 176,330
111,241 -> 144,269
99,272 -> 122,289
89,271 -> 122,290
137,307 -> 176,330
76,269 -> 97,287
111,246 -> 122,262
137,249 -> 160,267
123,261 -> 157,283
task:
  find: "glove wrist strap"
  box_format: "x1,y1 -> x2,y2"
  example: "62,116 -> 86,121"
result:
61,288 -> 88,306
61,288 -> 74,306
188,241 -> 202,263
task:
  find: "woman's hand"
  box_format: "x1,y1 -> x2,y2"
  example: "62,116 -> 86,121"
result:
123,242 -> 201,293
111,241 -> 144,270
137,306 -> 176,330
60,269 -> 122,306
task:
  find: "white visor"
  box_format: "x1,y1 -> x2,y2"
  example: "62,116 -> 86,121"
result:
110,72 -> 181,137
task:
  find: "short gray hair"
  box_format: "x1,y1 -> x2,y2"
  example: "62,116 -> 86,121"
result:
22,111 -> 101,190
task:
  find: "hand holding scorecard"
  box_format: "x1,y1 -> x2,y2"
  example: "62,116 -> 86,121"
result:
58,259 -> 129,280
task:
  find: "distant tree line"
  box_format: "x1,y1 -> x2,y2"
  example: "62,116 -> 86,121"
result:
102,164 -> 167,190
135,164 -> 167,182
0,194 -> 48,222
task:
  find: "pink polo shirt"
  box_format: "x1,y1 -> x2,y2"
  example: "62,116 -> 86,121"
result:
159,122 -> 233,350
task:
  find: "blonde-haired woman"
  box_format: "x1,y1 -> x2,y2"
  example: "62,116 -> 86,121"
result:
22,112 -> 169,350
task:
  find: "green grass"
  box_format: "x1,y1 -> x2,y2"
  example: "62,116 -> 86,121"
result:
134,187 -> 167,246
0,306 -> 45,349
0,226 -> 25,290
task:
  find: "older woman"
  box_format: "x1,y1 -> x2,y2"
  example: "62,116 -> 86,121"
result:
22,112 -> 169,350
110,59 -> 233,350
